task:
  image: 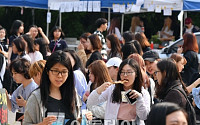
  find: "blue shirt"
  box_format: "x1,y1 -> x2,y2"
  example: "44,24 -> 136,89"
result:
73,70 -> 87,109
192,87 -> 200,109
11,80 -> 38,113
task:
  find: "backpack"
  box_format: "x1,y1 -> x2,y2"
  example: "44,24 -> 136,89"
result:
173,87 -> 196,125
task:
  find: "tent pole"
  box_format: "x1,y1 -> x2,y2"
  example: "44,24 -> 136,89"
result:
121,14 -> 124,34
46,7 -> 50,37
180,15 -> 183,38
108,8 -> 111,24
32,9 -> 35,25
59,8 -> 62,28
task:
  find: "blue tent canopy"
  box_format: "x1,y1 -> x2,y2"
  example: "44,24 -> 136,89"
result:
183,0 -> 200,11
0,0 -> 48,9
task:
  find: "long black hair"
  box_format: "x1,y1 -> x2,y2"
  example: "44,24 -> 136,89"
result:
22,34 -> 35,53
112,58 -> 143,103
40,50 -> 76,113
10,20 -> 24,35
156,58 -> 188,99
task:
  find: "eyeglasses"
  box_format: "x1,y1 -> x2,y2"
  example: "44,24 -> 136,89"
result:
120,72 -> 134,76
50,70 -> 69,76
154,71 -> 161,75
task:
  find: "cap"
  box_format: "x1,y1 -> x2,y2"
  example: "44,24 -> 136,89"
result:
106,57 -> 122,68
142,50 -> 160,62
185,17 -> 192,25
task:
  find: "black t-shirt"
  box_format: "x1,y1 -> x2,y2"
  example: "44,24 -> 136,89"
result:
45,96 -> 76,125
9,35 -> 18,61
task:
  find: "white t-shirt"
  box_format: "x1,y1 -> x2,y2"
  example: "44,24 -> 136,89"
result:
28,51 -> 43,64
161,26 -> 173,39
185,25 -> 194,33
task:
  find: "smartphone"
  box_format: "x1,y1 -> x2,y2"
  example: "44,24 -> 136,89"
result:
17,95 -> 23,108
15,112 -> 24,121
125,89 -> 137,105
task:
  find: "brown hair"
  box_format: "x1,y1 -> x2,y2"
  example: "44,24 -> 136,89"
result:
106,34 -> 122,58
131,16 -> 140,33
88,60 -> 112,91
79,32 -> 91,41
108,17 -> 120,34
88,34 -> 102,51
29,60 -> 46,77
128,53 -> 150,88
135,32 -> 150,49
170,53 -> 187,65
183,33 -> 199,53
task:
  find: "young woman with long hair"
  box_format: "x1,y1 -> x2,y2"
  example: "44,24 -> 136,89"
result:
107,17 -> 122,40
85,60 -> 112,120
178,33 -> 199,86
106,34 -> 122,59
87,58 -> 150,125
8,20 -> 24,63
23,50 -> 92,125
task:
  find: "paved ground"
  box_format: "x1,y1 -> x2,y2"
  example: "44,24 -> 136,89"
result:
8,110 -> 21,125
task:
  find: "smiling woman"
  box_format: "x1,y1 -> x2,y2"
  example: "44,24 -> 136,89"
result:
23,50 -> 82,125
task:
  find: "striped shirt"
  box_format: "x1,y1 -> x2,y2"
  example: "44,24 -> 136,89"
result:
94,30 -> 107,60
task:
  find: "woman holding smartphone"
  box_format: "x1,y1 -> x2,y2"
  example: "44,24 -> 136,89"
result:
87,58 -> 150,125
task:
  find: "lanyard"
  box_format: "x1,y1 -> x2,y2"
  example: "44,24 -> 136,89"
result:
52,38 -> 61,53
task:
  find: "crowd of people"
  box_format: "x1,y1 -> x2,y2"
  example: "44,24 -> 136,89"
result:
0,16 -> 200,125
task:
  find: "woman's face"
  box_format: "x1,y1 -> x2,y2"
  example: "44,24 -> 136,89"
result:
155,66 -> 162,85
0,29 -> 6,38
120,64 -> 136,90
18,25 -> 24,34
33,73 -> 41,85
12,70 -> 24,84
144,60 -> 158,75
12,43 -> 18,54
29,27 -> 38,39
106,38 -> 111,49
86,39 -> 93,51
177,59 -> 185,72
53,29 -> 61,39
89,70 -> 95,83
166,110 -> 188,125
49,63 -> 69,89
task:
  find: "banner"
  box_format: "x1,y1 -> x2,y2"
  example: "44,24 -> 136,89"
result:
0,89 -> 7,125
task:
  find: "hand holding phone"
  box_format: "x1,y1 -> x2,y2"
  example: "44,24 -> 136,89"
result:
16,95 -> 26,107
125,89 -> 138,105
